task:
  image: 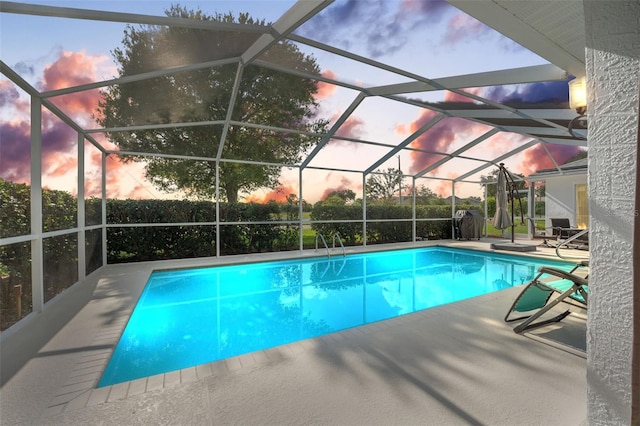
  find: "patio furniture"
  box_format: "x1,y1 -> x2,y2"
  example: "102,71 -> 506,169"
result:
547,218 -> 588,249
504,261 -> 588,333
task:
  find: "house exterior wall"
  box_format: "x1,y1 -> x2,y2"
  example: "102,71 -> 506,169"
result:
585,1 -> 639,424
544,174 -> 587,229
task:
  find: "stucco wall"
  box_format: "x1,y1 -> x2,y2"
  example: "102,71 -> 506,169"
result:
544,174 -> 586,229
585,1 -> 639,424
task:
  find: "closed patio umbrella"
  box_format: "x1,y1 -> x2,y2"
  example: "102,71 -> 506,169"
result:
493,163 -> 513,236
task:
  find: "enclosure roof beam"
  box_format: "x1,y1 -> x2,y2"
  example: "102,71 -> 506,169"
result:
455,140 -> 538,181
40,57 -> 241,98
0,1 -> 269,32
300,92 -> 367,169
414,128 -> 500,179
0,60 -> 105,153
364,114 -> 445,174
241,0 -> 333,65
367,64 -> 567,97
217,63 -> 244,159
254,60 -> 365,93
535,137 -> 588,147
449,108 -> 578,120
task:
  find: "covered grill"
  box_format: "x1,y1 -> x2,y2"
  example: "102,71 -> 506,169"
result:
453,210 -> 484,240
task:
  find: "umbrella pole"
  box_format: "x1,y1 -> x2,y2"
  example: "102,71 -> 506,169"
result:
510,180 -> 515,243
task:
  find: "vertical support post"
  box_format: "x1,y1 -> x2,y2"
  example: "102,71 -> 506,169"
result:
362,173 -> 367,246
483,184 -> 488,237
411,177 -> 416,242
298,167 -> 304,252
451,181 -> 456,240
215,160 -> 220,258
101,153 -> 107,266
30,96 -> 44,313
77,132 -> 86,279
397,155 -> 402,205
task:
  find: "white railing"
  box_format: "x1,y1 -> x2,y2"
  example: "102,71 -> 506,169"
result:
315,233 -> 330,257
555,229 -> 589,259
332,232 -> 346,256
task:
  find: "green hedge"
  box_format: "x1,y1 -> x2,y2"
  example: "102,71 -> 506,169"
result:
310,204 -> 464,244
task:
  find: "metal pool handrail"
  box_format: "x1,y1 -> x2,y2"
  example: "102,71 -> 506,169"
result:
556,228 -> 589,259
332,232 -> 346,256
315,233 -> 330,257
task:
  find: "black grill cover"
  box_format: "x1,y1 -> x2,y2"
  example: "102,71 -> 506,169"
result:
453,210 -> 484,240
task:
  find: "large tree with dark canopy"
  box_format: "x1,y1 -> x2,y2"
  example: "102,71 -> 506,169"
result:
98,5 -> 328,202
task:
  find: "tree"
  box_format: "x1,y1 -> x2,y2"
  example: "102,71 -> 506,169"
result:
324,189 -> 356,205
366,168 -> 404,202
415,184 -> 439,205
98,5 -> 329,202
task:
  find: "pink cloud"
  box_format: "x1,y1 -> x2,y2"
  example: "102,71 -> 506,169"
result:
433,173 -> 457,197
334,114 -> 366,140
444,14 -> 491,45
244,184 -> 297,203
319,175 -> 358,201
444,87 -> 481,103
0,51 -> 154,199
41,51 -> 107,121
519,144 -> 584,176
0,120 -> 31,184
315,69 -> 338,100
407,110 -> 477,173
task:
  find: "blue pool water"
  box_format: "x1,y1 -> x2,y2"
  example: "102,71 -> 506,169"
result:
98,247 -> 572,387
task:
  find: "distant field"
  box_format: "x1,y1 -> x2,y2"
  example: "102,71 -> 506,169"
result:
485,219 -> 544,237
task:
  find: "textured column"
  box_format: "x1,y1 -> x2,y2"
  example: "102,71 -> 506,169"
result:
584,1 -> 640,424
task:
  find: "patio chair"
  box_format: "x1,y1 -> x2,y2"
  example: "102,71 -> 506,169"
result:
550,218 -> 572,239
504,260 -> 588,333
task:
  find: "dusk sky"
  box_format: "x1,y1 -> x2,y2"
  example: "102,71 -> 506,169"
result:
0,0 -> 584,203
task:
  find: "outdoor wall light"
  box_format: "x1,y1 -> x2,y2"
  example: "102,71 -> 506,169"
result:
568,75 -> 587,139
569,75 -> 587,114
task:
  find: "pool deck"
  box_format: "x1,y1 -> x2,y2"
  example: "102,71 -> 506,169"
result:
1,238 -> 589,425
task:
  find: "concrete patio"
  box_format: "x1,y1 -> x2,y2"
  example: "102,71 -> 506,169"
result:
1,239 -> 588,425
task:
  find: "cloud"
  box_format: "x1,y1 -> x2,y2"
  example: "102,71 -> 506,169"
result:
315,69 -> 338,100
296,0 -> 453,59
40,51 -> 109,122
0,80 -> 21,108
244,184 -> 297,203
41,119 -> 77,178
319,176 -> 357,200
433,172 -> 457,197
444,13 -> 492,45
520,144 -> 584,176
0,80 -> 30,120
0,120 -> 31,184
406,109 -> 478,173
1,50 -> 150,199
334,114 -> 366,140
13,61 -> 36,77
484,80 -> 569,106
0,112 -> 83,187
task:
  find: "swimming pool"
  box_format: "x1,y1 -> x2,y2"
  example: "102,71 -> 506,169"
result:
98,247 -> 573,387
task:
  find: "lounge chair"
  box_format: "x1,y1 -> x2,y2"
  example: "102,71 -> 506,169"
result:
504,260 -> 588,333
550,218 -> 573,239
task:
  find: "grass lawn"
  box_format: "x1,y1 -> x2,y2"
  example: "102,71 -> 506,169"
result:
485,219 -> 544,237
302,227 -> 316,246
